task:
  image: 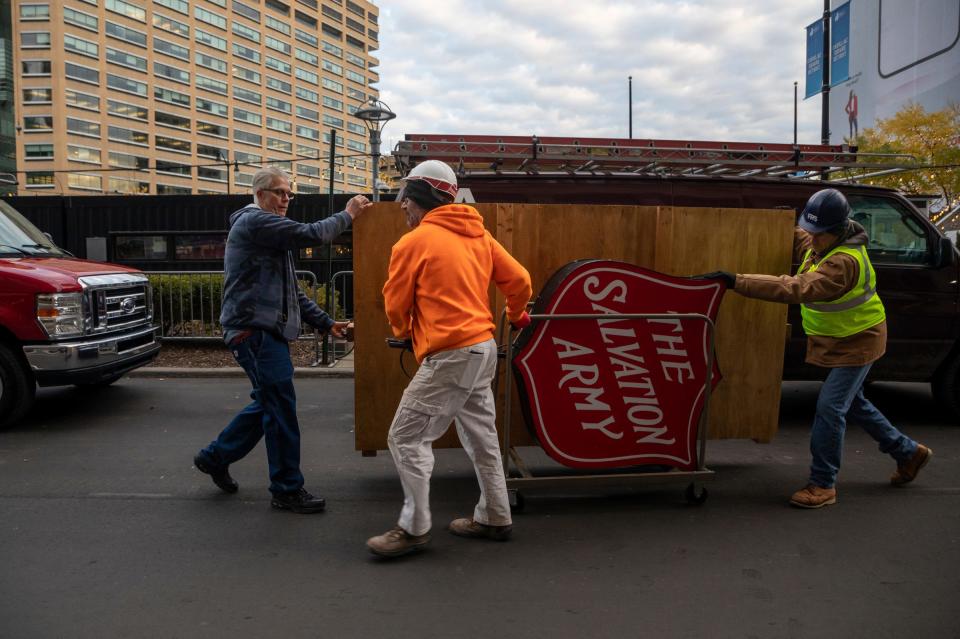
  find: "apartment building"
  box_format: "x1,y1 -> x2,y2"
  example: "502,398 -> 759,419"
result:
8,0 -> 380,195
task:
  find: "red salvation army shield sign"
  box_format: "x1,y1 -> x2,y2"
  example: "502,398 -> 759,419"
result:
512,260 -> 727,470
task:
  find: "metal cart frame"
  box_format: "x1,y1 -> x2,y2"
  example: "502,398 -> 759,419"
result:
497,311 -> 717,509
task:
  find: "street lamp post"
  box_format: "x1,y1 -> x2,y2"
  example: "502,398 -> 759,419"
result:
353,98 -> 396,202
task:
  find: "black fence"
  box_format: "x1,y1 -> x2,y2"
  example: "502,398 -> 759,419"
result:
6,193 -> 360,286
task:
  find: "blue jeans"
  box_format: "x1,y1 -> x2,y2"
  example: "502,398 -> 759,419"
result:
809,363 -> 918,488
199,330 -> 304,495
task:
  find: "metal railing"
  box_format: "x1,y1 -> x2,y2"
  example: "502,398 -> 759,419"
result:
319,269 -> 354,366
144,270 -> 331,360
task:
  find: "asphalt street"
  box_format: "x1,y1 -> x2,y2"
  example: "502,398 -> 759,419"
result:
0,377 -> 957,639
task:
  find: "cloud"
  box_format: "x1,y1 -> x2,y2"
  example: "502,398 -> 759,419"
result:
374,1 -> 823,153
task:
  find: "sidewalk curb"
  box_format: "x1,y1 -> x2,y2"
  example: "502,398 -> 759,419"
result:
130,367 -> 354,379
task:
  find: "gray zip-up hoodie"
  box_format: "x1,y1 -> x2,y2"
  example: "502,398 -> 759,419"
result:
219,204 -> 352,341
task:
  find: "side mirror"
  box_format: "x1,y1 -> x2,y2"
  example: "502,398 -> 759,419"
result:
935,235 -> 956,268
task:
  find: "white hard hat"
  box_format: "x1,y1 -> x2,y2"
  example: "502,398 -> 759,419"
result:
402,160 -> 458,200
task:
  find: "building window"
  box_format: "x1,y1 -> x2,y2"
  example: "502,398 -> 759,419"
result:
25,172 -> 55,187
297,106 -> 320,122
233,0 -> 261,21
105,0 -> 146,23
323,59 -> 342,75
156,135 -> 193,153
232,42 -> 261,63
197,144 -> 223,159
266,76 -> 292,94
66,89 -> 100,111
20,4 -> 50,20
107,74 -> 148,97
295,48 -> 318,66
265,35 -> 291,55
22,88 -> 52,104
105,21 -> 147,47
157,184 -> 192,195
155,0 -> 189,16
156,111 -> 192,130
23,115 -> 53,131
107,48 -> 148,72
345,69 -> 365,85
154,13 -> 190,37
323,96 -> 343,111
64,7 -> 98,31
20,60 -> 50,77
295,67 -> 318,85
108,126 -> 149,146
198,166 -> 227,182
322,23 -> 343,40
24,143 -> 55,159
108,100 -> 149,121
196,74 -> 228,95
346,87 -> 365,101
109,151 -> 149,169
297,87 -> 319,104
234,108 -> 262,126
266,96 -> 292,114
196,97 -> 228,117
265,0 -> 290,15
156,160 -> 192,176
235,130 -> 263,146
267,137 -> 292,153
233,64 -> 261,84
197,121 -> 229,138
155,38 -> 190,61
346,139 -> 366,152
296,29 -> 318,47
232,21 -> 260,43
266,117 -> 292,133
68,173 -> 102,191
196,29 -> 228,51
64,34 -> 99,58
109,177 -> 150,194
265,15 -> 290,35
233,86 -> 262,105
322,77 -> 344,93
67,145 -> 101,164
21,32 -> 51,48
196,52 -> 228,73
195,7 -> 227,29
323,40 -> 343,57
155,86 -> 191,107
295,10 -> 317,28
296,125 -> 320,141
154,62 -> 191,85
265,56 -> 291,74
65,62 -> 100,84
114,235 -> 167,259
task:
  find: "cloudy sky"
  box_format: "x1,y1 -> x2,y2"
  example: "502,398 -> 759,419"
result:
374,1 -> 826,153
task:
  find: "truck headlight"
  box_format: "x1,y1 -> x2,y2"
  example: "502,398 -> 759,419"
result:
37,293 -> 85,337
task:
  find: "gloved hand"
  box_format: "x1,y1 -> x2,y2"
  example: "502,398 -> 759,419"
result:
510,311 -> 532,330
692,271 -> 736,288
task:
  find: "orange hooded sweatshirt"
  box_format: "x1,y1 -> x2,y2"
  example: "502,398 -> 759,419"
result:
383,204 -> 532,363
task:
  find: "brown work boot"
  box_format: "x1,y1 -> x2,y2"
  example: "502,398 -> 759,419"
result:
789,485 -> 837,509
891,444 -> 933,486
366,527 -> 430,558
448,518 -> 512,541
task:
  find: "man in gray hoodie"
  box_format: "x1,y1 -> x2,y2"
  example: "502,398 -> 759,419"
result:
194,166 -> 371,513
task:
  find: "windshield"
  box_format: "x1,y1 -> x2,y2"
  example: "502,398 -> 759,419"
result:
0,199 -> 68,257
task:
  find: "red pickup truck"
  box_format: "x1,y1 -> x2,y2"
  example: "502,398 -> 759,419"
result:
0,199 -> 160,428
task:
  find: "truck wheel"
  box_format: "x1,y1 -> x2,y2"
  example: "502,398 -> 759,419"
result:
931,353 -> 960,420
0,342 -> 36,429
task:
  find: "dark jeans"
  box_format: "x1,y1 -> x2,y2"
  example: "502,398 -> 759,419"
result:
199,330 -> 304,495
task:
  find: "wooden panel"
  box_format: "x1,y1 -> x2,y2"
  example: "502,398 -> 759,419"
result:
652,207 -> 795,441
354,202 -> 795,452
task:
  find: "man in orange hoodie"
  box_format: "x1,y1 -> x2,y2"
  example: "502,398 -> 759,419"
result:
367,160 -> 532,558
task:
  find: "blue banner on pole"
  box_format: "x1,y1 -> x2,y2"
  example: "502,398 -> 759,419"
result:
805,18 -> 824,99
831,2 -> 851,85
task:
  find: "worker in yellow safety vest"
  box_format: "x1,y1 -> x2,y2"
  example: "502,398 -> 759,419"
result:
698,189 -> 932,508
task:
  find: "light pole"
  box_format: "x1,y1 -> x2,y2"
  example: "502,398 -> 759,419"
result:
353,98 -> 396,202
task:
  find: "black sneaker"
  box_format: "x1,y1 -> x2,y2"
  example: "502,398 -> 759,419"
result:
193,453 -> 238,494
271,488 -> 326,513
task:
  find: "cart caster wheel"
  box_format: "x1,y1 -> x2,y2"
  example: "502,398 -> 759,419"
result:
509,489 -> 525,513
685,483 -> 708,505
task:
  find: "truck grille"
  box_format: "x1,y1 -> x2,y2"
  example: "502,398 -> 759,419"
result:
78,274 -> 154,335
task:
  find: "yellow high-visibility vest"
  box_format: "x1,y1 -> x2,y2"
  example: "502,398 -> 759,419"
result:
798,245 -> 886,338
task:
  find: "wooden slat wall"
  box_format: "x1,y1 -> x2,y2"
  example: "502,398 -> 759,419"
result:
353,202 -> 794,454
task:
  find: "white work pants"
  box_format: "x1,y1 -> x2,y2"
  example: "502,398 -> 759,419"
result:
388,338 -> 511,536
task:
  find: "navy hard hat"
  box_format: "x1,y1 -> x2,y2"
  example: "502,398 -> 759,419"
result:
798,189 -> 851,234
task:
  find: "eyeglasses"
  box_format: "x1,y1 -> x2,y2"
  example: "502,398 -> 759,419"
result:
263,188 -> 295,200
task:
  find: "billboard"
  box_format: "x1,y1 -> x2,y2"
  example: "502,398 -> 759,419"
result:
827,0 -> 960,143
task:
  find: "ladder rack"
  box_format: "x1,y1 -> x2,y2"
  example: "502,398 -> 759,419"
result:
393,134 -> 919,181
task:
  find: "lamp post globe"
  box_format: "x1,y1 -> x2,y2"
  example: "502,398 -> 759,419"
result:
353,98 -> 396,202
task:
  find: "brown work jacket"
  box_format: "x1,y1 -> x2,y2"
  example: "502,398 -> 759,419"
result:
734,224 -> 886,368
